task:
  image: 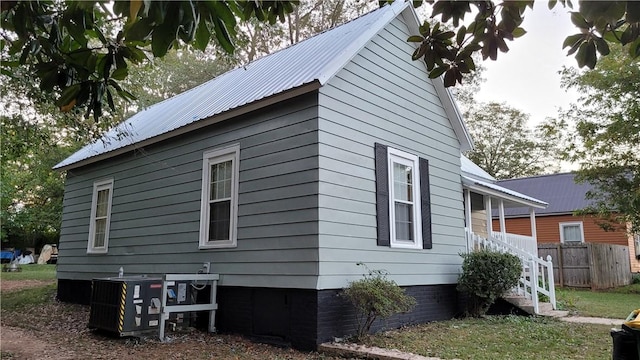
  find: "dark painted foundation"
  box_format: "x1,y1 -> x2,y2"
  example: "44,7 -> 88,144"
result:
58,279 -> 462,350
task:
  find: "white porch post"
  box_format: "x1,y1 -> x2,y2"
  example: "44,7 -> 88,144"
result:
464,189 -> 473,252
485,196 -> 493,238
529,207 -> 537,241
498,199 -> 506,236
530,207 -> 538,256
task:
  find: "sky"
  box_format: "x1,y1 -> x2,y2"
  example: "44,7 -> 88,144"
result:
474,2 -> 581,127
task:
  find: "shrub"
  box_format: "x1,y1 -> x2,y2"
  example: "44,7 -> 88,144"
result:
342,263 -> 416,340
457,250 -> 522,317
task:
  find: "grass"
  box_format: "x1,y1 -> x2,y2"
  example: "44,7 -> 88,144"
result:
0,264 -> 56,281
364,316 -> 612,360
1,283 -> 57,311
557,284 -> 640,319
0,281 -> 619,360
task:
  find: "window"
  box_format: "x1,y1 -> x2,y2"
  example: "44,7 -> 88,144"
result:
374,143 -> 432,250
559,222 -> 584,243
199,144 -> 240,248
87,179 -> 114,254
634,234 -> 640,259
388,148 -> 422,249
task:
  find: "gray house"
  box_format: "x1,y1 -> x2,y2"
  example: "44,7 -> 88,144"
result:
54,1 -> 543,349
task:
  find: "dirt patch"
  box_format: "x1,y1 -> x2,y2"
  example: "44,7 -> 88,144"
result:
1,279 -> 55,293
1,326 -> 77,359
1,281 -> 341,360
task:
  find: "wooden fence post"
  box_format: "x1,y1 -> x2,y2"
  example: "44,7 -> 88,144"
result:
557,243 -> 564,287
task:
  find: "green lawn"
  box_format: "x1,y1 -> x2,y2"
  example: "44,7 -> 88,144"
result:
0,264 -> 56,281
1,283 -> 57,311
364,316 -> 612,360
557,284 -> 640,319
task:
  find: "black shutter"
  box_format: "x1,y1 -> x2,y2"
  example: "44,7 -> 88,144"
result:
374,143 -> 390,246
420,157 -> 432,249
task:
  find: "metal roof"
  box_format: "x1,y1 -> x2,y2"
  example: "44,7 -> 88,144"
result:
497,173 -> 594,216
461,155 -> 495,181
462,175 -> 548,208
55,1 -> 472,170
460,155 -> 546,208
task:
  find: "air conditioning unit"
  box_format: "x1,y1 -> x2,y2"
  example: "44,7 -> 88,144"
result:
88,276 -> 164,336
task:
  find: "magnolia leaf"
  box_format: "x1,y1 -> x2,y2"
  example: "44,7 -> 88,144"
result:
456,26 -> 466,46
443,68 -> 457,87
194,19 -> 211,51
56,84 -> 81,108
594,37 -> 610,56
111,67 -> 128,80
129,0 -> 142,23
151,23 -> 176,57
60,98 -> 77,112
576,40 -> 597,68
570,12 -> 590,29
512,27 -> 526,38
407,35 -> 424,43
429,65 -> 449,79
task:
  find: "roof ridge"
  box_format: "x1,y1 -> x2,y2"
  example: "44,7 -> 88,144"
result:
498,172 -> 576,182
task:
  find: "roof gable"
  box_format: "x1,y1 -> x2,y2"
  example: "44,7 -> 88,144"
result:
55,1 -> 471,170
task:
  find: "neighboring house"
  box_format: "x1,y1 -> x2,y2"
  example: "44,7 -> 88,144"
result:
495,173 -> 640,273
54,1 -> 549,349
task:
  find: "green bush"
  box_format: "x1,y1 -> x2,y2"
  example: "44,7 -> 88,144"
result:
342,263 -> 416,340
632,272 -> 640,284
457,250 -> 522,317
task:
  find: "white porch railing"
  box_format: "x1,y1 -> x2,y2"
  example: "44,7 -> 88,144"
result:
466,229 -> 556,314
491,232 -> 538,257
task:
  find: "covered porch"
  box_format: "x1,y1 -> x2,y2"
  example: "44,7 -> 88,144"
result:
462,182 -> 546,257
460,156 -> 547,257
459,157 -> 555,314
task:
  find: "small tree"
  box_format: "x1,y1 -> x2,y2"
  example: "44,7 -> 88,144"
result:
342,263 -> 416,340
457,250 -> 521,317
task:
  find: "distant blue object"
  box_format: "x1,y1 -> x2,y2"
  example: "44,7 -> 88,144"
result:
1,250 -> 15,261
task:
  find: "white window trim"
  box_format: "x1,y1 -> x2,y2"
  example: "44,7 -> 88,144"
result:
559,221 -> 585,243
199,144 -> 240,249
387,147 -> 422,249
87,178 -> 114,254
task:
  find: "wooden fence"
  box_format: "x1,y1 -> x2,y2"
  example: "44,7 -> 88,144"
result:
538,243 -> 632,289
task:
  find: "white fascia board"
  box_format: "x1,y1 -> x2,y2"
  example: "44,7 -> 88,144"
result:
462,176 -> 548,209
433,78 -> 474,152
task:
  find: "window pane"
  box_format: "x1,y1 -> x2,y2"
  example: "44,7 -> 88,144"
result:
94,218 -> 107,247
211,161 -> 232,200
563,225 -> 581,242
96,189 -> 110,217
393,163 -> 412,202
210,200 -> 231,241
395,202 -> 414,241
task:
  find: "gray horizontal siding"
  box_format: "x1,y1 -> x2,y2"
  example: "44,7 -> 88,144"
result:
316,16 -> 465,289
57,93 -> 320,288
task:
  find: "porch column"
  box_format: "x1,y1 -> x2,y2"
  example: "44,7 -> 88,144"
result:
529,207 -> 537,241
464,189 -> 473,252
485,196 -> 493,237
498,199 -> 506,236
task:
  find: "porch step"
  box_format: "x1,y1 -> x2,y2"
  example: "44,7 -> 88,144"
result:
502,295 -> 568,318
